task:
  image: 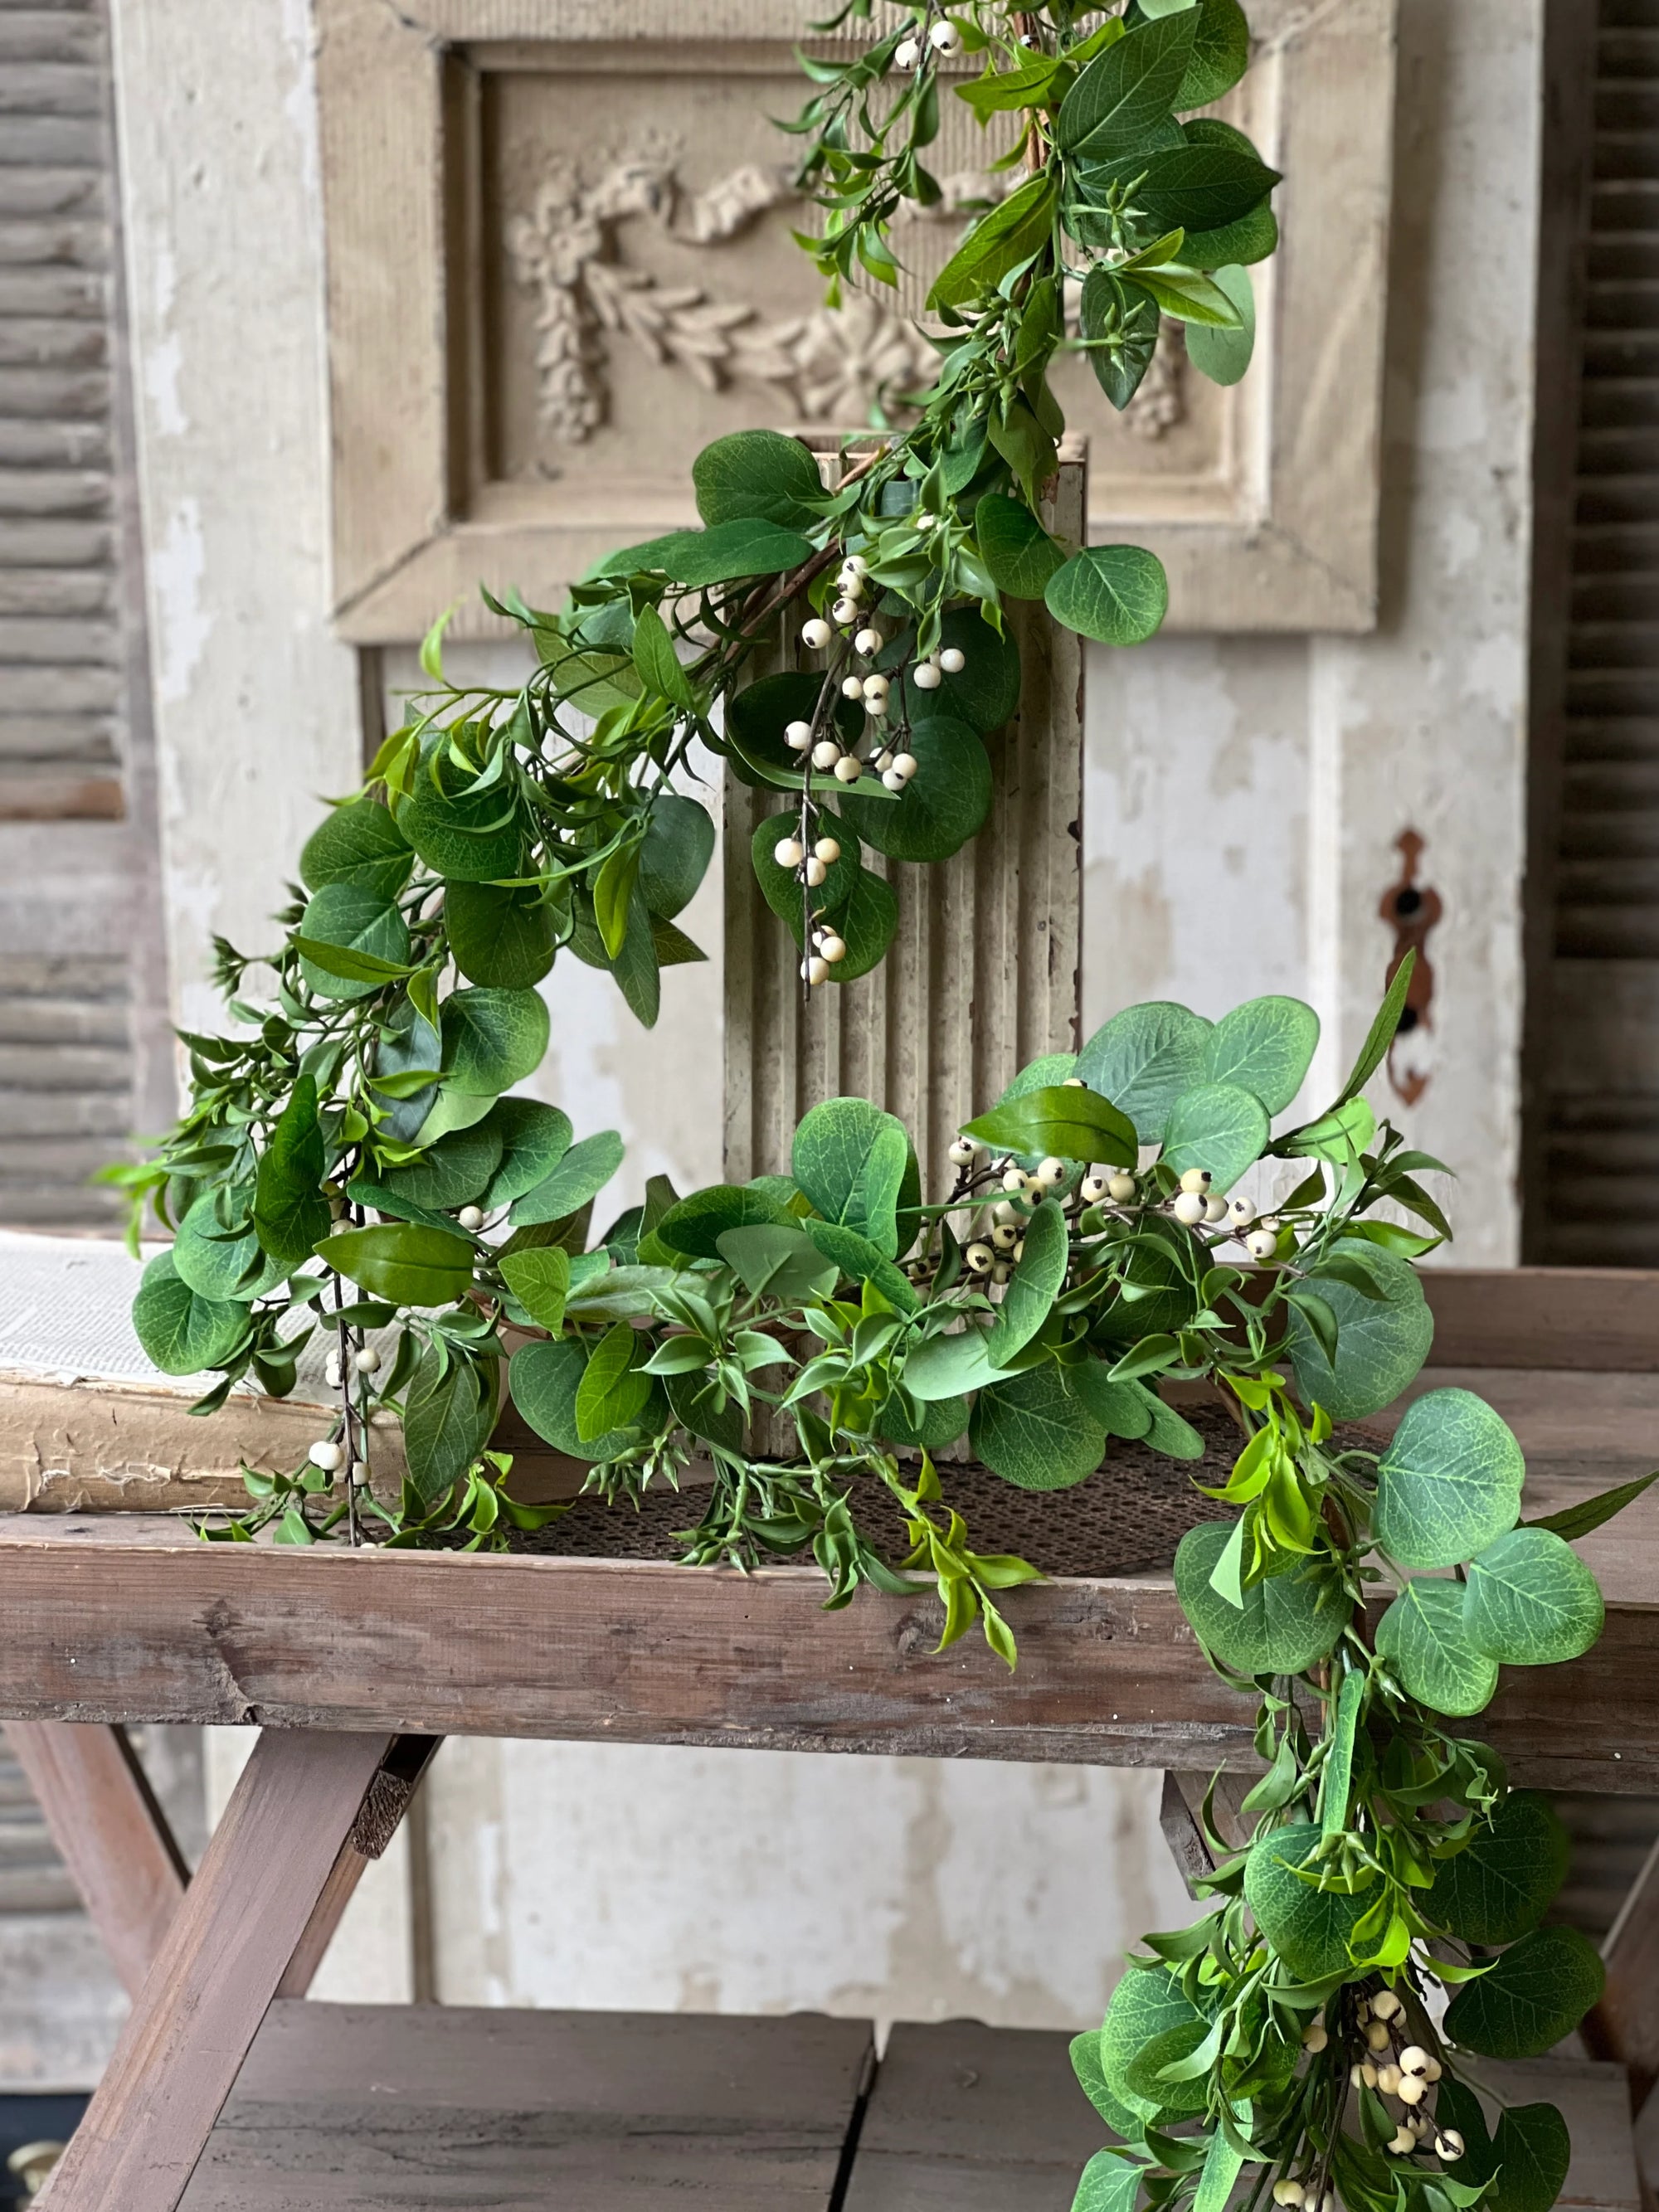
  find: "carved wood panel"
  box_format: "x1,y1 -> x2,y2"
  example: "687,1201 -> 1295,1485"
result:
316,0 -> 1398,640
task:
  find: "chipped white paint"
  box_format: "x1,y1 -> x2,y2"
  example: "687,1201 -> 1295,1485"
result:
109,0 -> 362,1041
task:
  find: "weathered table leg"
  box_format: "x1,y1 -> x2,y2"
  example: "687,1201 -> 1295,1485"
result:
40,1728 -> 435,2212
5,1721 -> 187,1999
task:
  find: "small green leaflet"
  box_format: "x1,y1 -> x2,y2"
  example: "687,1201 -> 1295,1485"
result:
499,1245 -> 571,1333
927,173 -> 1058,310
962,1085 -> 1136,1169
1045,546 -> 1170,647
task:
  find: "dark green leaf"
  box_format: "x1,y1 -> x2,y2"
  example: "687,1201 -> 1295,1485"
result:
440,986 -> 550,1096
1245,1823 -> 1372,1980
975,492 -> 1068,598
1173,0 -> 1250,107
1332,951 -> 1415,1109
297,883 -> 411,1002
1079,266 -> 1161,411
1175,1521 -> 1350,1675
252,1073 -> 329,1269
982,1197 -> 1069,1364
893,607 -> 1021,736
1180,202 -> 1278,270
596,518 -> 814,589
631,602 -> 698,710
649,1184 -> 792,1261
639,794 -> 716,919
837,717 -> 993,864
1525,1468 -> 1659,1540
971,1363 -> 1107,1490
576,1320 -> 653,1441
382,1121 -> 504,1213
793,1098 -> 911,1256
445,881 -> 557,989
480,1098 -> 573,1209
1285,1245 -> 1433,1421
396,761 -> 523,882
1426,1792 -> 1570,1945
509,1336 -> 662,1461
132,1250 -> 251,1376
927,173 -> 1058,309
1057,11 -> 1197,158
1444,1925 -> 1605,2059
510,1129 -> 625,1227
299,797 -> 413,901
315,1223 -> 475,1307
962,1084 -> 1137,1169
800,1218 -> 920,1313
692,429 -> 824,532
403,1344 -> 490,1504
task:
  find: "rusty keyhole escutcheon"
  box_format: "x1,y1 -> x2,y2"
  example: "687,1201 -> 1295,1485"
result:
1378,829 -> 1440,1106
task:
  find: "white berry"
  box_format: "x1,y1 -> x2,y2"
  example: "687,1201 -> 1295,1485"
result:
1436,2132 -> 1464,2162
820,934 -> 846,963
948,1137 -> 977,1166
991,1261 -> 1011,1286
1247,1228 -> 1277,1261
1107,1172 -> 1137,1203
1302,2021 -> 1327,2053
840,553 -> 868,577
912,661 -> 943,690
1173,1190 -> 1207,1225
834,754 -> 863,784
457,1205 -> 484,1232
1002,1167 -> 1028,1193
814,836 -> 840,863
1398,2075 -> 1426,2107
1272,2186 -> 1303,2208
854,627 -> 883,656
1371,1992 -> 1403,2022
785,719 -> 813,751
309,1438 -> 343,1472
991,1222 -> 1019,1251
325,1353 -> 343,1388
1178,1167 -> 1212,1194
864,695 -> 888,719
1228,1194 -> 1257,1226
895,34 -> 921,66
801,618 -> 831,649
892,752 -> 918,780
883,770 -> 905,791
1365,2020 -> 1393,2053
1376,2064 -> 1402,2096
929,19 -> 961,53
350,1459 -> 371,1486
775,835 -> 804,868
841,673 -> 865,700
1036,1156 -> 1066,1185
939,646 -> 966,673
804,955 -> 830,986
811,739 -> 841,771
1080,1174 -> 1108,1204
804,856 -> 829,887
913,510 -> 936,532
993,1200 -> 1021,1225
1398,2045 -> 1429,2077
863,672 -> 888,698
832,596 -> 859,627
1063,1076 -> 1085,1087
353,1344 -> 380,1374
876,749 -> 894,771
966,1242 -> 993,1272
1204,1194 -> 1228,1223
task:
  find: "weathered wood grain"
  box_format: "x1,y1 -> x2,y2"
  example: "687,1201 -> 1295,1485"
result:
42,1729 -> 395,2212
180,1998 -> 875,2208
0,1520 -> 1653,1790
3,1719 -> 185,1996
1422,1268 -> 1659,1370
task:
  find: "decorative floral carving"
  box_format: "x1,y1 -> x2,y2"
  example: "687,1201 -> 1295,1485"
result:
506,148 -> 935,441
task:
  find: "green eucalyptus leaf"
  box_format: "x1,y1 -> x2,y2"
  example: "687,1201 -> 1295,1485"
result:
901,1325 -> 1018,1403
1200,996 -> 1319,1116
752,809 -> 864,940
1462,1526 -> 1605,1665
396,760 -> 523,883
299,797 -> 413,901
440,987 -> 550,1096
597,518 -> 815,588
173,1189 -> 285,1302
971,1363 -> 1107,1490
252,1073 -> 329,1270
837,717 -> 991,863
510,1336 -> 662,1461
800,1219 -> 920,1314
1244,1822 -> 1370,1980
499,1245 -> 572,1333
1098,1965 -> 1205,2117
823,864 -> 899,982
297,883 -> 411,1002
1375,1579 -> 1500,1719
132,1250 -> 251,1376
1076,1002 -> 1210,1143
1180,202 -> 1278,270
792,1098 -> 911,1256
716,1223 -> 838,1303
1443,1925 -> 1605,2059
1175,1521 -> 1350,1675
878,1388 -> 971,1453
1160,1081 -> 1268,1193
982,1197 -> 1068,1364
1185,263 -> 1255,385
1374,1388 -> 1525,1570
510,1130 -> 625,1228
403,1344 -> 490,1505
480,1099 -> 573,1209
649,1184 -> 792,1262
894,608 -> 1021,736
445,881 -> 557,989
975,492 -> 1067,599
1286,1245 -> 1433,1421
692,428 -> 825,532
638,794 -> 716,920
1425,1792 -> 1570,1945
1046,545 -> 1169,647
382,1121 -> 504,1213
1068,1363 -> 1155,1441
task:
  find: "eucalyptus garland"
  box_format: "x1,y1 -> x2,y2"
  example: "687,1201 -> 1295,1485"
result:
106,10 -> 1637,2211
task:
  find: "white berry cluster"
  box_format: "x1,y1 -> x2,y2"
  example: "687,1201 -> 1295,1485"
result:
1340,1991 -> 1459,2163
1169,1166 -> 1230,1228
895,15 -> 962,69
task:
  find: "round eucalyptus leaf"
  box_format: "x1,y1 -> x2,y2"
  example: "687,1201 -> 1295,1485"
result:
1375,1578 -> 1499,1719
969,1364 -> 1107,1490
1243,1822 -> 1370,1981
382,1122 -> 504,1213
373,1002 -> 442,1143
751,812 -> 863,939
651,1184 -> 792,1261
1120,2020 -> 1211,2116
132,1250 -> 251,1376
299,797 -> 413,901
173,1188 -> 286,1302
1462,1526 -> 1605,1666
1160,1080 -> 1268,1193
1443,1925 -> 1605,2060
895,608 -> 1021,735
1185,264 -> 1255,386
1045,545 -> 1169,647
997,1053 -> 1078,1101
974,491 -> 1067,599
397,761 -> 524,882
727,671 -> 838,788
878,1390 -> 971,1452
1199,994 -> 1319,1115
825,864 -> 898,982
1098,1965 -> 1206,2120
1424,1791 -> 1569,1946
1076,1001 -> 1211,1144
439,986 -> 551,1097
1175,1520 -> 1350,1676
1374,1388 -> 1525,1570
509,1337 -> 663,1462
445,881 -> 557,989
1285,1244 -> 1433,1421
638,794 -> 716,919
298,883 -> 411,1004
692,428 -> 825,532
664,1367 -> 745,1453
480,1098 -> 574,1209
838,717 -> 991,863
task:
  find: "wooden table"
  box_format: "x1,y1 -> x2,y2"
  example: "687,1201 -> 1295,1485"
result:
3,1269 -> 1658,2210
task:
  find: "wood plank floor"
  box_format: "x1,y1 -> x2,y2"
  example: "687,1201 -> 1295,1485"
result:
162,2007 -> 1641,2212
